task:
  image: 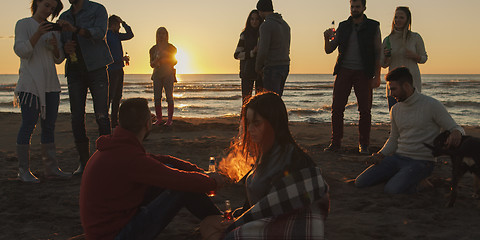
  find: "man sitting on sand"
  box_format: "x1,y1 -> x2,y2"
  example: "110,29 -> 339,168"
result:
80,98 -> 226,240
355,67 -> 464,194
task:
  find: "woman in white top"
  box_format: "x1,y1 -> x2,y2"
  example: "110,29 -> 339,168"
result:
381,6 -> 428,110
13,0 -> 70,183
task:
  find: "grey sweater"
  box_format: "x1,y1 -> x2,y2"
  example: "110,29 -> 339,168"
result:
380,90 -> 464,161
255,13 -> 291,72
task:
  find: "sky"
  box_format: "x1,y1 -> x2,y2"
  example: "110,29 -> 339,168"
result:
1,0 -> 479,75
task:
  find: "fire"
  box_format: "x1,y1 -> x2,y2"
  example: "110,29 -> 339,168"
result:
217,146 -> 255,183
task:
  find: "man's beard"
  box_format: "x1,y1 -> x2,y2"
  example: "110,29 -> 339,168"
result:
352,12 -> 363,19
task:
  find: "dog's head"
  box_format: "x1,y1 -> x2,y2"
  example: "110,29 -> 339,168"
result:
424,130 -> 451,157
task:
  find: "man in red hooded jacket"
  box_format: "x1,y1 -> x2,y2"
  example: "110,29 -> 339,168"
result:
80,98 -> 224,240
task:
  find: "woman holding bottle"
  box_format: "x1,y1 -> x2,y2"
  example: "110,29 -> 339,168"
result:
234,10 -> 263,104
149,27 -> 177,126
382,6 -> 428,110
13,0 -> 71,182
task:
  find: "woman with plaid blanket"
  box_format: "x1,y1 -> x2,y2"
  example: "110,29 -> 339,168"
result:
218,92 -> 329,239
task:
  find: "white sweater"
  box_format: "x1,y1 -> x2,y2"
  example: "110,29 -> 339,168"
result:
381,30 -> 427,93
380,91 -> 464,161
13,17 -> 64,117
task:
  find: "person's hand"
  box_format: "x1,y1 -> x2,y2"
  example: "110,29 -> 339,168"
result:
200,215 -> 233,240
208,172 -> 230,189
371,75 -> 381,89
365,152 -> 384,165
35,22 -> 52,37
323,28 -> 335,40
47,33 -> 58,50
64,40 -> 76,55
445,130 -> 462,149
405,49 -> 420,62
56,20 -> 76,32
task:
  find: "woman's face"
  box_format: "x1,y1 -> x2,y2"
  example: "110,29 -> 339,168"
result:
156,28 -> 168,42
34,0 -> 58,20
394,10 -> 408,30
246,108 -> 267,144
250,13 -> 261,29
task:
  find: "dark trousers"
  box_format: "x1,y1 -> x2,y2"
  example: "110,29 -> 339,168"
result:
331,67 -> 372,146
108,68 -> 124,128
115,190 -> 221,240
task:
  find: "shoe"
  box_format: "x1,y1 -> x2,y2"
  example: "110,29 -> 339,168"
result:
359,145 -> 370,155
324,143 -> 341,152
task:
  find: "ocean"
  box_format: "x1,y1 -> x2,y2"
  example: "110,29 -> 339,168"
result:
1,74 -> 479,126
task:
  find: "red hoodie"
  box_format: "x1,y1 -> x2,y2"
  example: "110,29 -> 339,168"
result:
80,127 -> 217,240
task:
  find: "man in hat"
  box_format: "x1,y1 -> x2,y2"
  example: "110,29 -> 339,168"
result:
255,0 -> 291,96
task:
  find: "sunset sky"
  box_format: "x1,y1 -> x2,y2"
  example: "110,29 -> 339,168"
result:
1,0 -> 479,75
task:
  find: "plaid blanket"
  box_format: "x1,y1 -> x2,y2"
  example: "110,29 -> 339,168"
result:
225,167 -> 329,239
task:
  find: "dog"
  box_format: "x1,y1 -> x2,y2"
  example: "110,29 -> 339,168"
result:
424,130 -> 480,207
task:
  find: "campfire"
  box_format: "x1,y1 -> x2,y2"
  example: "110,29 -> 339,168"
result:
217,146 -> 255,183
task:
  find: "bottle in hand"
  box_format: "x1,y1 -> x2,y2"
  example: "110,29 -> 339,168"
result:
223,200 -> 233,220
125,52 -> 130,66
207,157 -> 216,197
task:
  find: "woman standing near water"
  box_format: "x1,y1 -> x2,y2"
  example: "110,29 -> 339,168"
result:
150,27 -> 177,126
382,6 -> 428,110
13,0 -> 70,182
234,10 -> 263,104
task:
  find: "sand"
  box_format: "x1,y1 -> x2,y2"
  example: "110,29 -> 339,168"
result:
1,112 -> 480,240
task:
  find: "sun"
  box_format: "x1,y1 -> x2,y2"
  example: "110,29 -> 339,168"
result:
175,47 -> 192,74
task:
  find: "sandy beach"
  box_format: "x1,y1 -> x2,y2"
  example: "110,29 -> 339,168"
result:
1,112 -> 480,240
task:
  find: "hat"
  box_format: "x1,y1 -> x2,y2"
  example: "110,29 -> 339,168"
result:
256,0 -> 273,12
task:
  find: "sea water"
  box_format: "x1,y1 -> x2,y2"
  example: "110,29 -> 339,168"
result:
0,74 -> 479,126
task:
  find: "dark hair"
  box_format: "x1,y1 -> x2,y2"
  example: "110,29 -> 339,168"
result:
119,98 -> 151,133
244,10 -> 262,33
240,92 -> 312,166
390,6 -> 412,38
385,67 -> 413,86
351,0 -> 366,7
31,0 -> 63,20
108,15 -> 122,28
156,27 -> 169,44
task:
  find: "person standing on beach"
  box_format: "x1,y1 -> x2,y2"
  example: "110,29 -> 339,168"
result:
382,6 -> 427,110
355,67 -> 464,194
234,10 -> 264,104
255,0 -> 291,96
57,0 -> 113,175
150,27 -> 177,126
13,0 -> 71,183
80,98 -> 226,240
323,0 -> 382,154
107,15 -> 134,129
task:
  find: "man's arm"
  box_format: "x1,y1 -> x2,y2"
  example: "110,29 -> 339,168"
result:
323,28 -> 337,54
82,4 -> 109,40
119,22 -> 134,41
255,24 -> 270,73
431,99 -> 465,148
371,27 -> 382,88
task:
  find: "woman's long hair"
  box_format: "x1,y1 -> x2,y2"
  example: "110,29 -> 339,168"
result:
390,6 -> 412,42
156,27 -> 169,45
239,92 -> 309,169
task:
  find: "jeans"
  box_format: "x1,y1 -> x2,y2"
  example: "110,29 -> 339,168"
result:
355,154 -> 435,194
17,92 -> 60,145
153,74 -> 175,106
262,65 -> 289,96
241,76 -> 263,104
67,67 -> 110,143
115,190 -> 221,240
331,67 -> 372,146
108,68 -> 124,128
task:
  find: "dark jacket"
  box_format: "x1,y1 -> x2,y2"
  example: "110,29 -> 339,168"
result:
334,15 -> 379,79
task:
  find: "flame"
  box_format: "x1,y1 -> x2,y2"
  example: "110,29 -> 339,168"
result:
218,146 -> 255,183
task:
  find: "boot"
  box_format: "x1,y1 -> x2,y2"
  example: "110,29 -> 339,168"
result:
154,105 -> 163,125
41,143 -> 72,179
165,103 -> 174,126
73,141 -> 90,175
17,144 -> 40,183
